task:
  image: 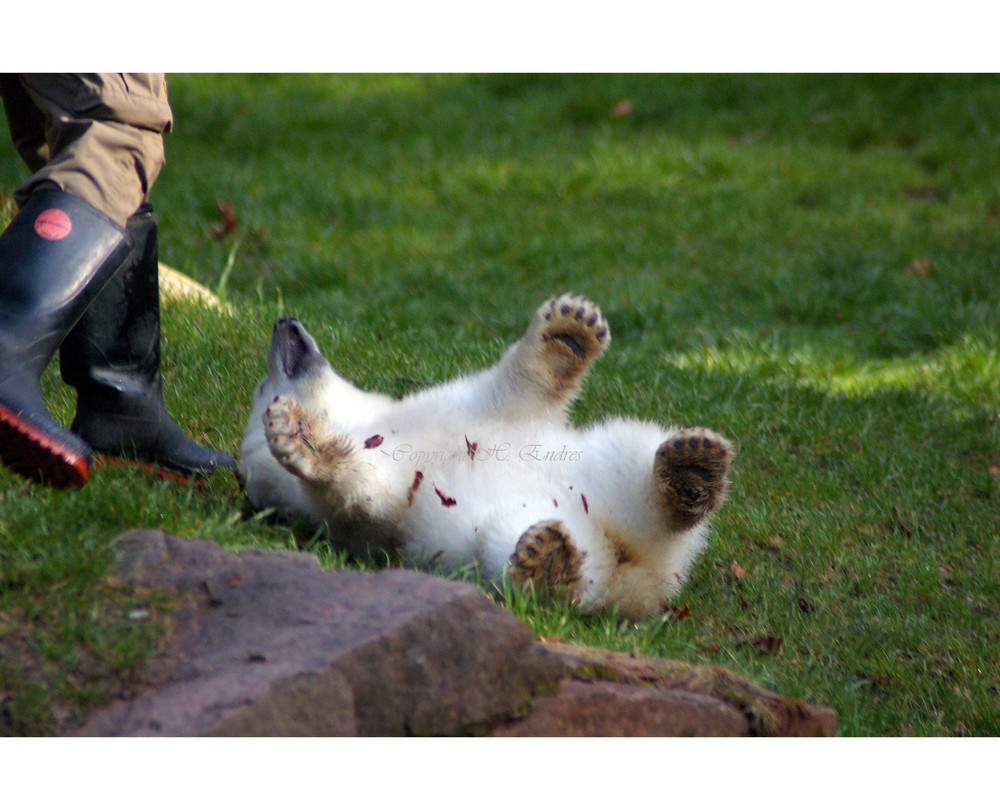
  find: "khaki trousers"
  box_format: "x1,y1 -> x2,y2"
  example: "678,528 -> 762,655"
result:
0,73 -> 173,227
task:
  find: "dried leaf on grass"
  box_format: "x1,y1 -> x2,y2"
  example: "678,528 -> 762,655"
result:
610,99 -> 634,118
906,258 -> 932,277
211,199 -> 238,238
753,636 -> 783,655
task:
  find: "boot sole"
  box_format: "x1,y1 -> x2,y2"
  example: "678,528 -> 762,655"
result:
0,403 -> 89,488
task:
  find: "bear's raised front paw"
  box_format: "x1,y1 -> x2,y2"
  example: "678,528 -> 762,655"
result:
508,519 -> 585,604
538,292 -> 610,366
263,394 -> 339,481
654,427 -> 734,530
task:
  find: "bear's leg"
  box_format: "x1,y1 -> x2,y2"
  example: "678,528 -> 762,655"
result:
507,519 -> 586,604
474,293 -> 610,421
654,427 -> 734,531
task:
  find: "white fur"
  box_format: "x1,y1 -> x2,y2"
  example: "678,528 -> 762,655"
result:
239,295 -> 731,618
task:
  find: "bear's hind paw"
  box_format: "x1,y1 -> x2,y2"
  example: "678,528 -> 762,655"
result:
654,427 -> 734,530
508,519 -> 585,604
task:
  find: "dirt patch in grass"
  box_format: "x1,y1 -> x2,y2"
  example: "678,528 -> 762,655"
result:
0,584 -> 184,736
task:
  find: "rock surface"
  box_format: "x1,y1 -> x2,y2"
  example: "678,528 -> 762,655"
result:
74,531 -> 836,737
523,642 -> 837,737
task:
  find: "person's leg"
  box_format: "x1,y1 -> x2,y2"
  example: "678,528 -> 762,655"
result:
60,202 -> 235,477
0,74 -> 233,486
0,74 -> 50,172
14,72 -> 172,226
0,185 -> 133,487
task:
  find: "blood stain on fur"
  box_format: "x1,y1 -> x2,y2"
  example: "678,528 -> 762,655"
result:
364,434 -> 384,449
465,435 -> 478,460
406,471 -> 424,506
581,493 -> 589,514
434,485 -> 457,508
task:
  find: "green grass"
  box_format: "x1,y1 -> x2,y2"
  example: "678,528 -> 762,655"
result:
1,74 -> 999,735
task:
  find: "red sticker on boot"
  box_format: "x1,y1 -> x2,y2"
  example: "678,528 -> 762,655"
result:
34,209 -> 72,241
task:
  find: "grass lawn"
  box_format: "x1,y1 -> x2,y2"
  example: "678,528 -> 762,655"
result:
1,74 -> 998,736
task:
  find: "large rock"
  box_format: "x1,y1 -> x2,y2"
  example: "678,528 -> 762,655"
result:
517,642 -> 837,737
75,531 -> 836,736
490,680 -> 749,736
76,530 -> 561,736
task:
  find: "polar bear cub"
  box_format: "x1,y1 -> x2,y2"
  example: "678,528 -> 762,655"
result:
239,294 -> 733,619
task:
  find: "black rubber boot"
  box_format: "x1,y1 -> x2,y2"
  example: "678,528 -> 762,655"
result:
60,203 -> 235,479
0,186 -> 134,488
